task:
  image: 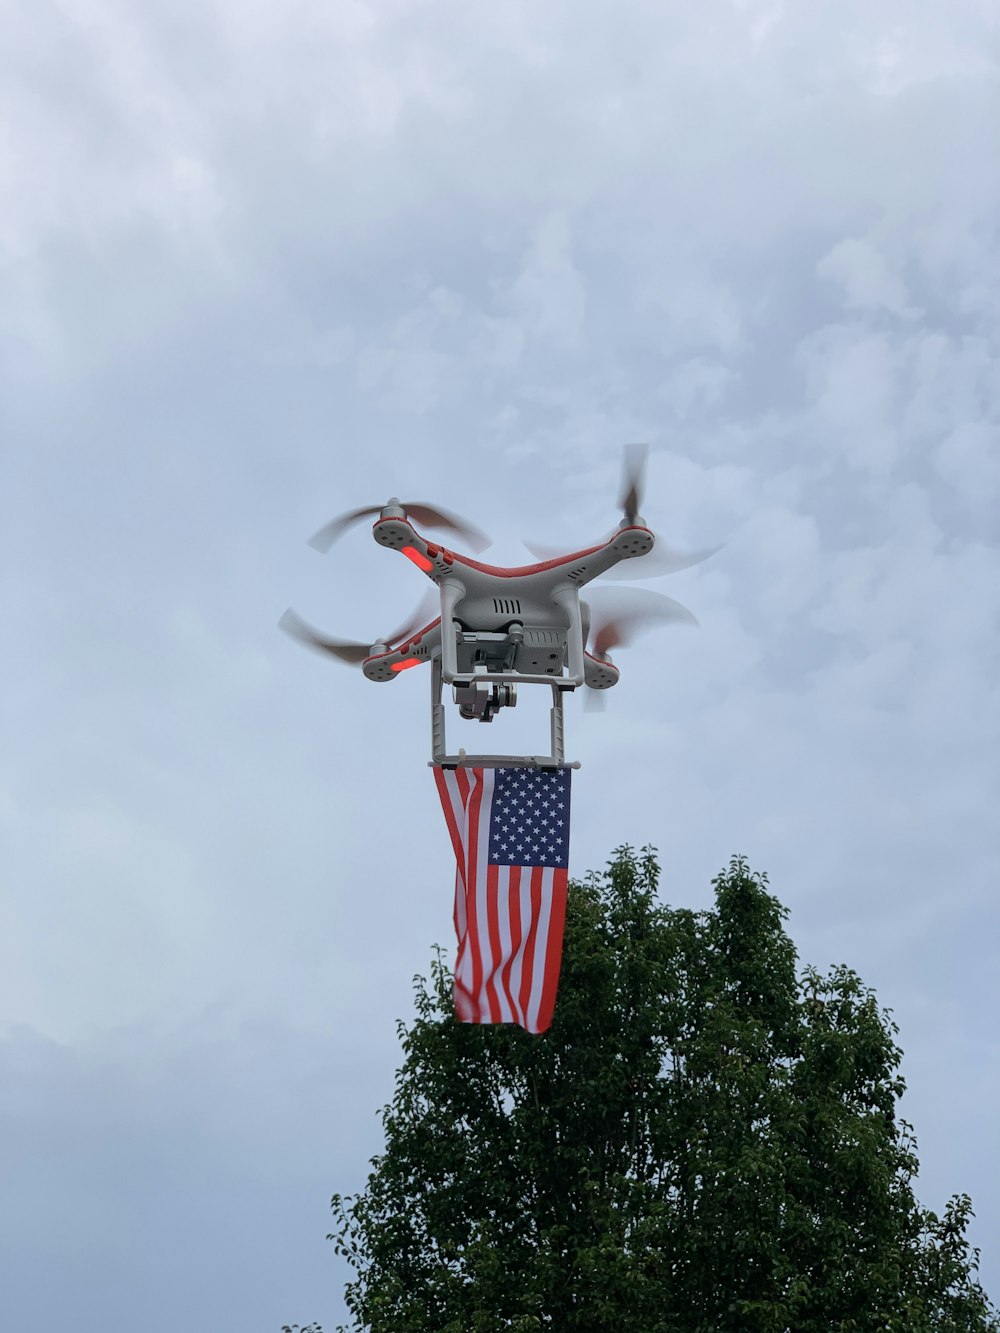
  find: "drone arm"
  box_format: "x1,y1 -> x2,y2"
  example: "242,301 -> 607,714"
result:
362,619 -> 443,681
371,514 -> 462,582
542,527 -> 656,590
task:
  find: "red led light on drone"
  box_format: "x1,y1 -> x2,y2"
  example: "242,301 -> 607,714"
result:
391,657 -> 422,672
402,546 -> 434,572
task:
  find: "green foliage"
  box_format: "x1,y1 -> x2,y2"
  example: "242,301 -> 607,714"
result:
328,850 -> 997,1332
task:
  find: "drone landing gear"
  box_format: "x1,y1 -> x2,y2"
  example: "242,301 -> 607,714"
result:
430,658 -> 579,771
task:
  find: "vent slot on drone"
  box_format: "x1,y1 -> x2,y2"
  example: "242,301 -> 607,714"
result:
493,597 -> 522,615
524,627 -> 562,646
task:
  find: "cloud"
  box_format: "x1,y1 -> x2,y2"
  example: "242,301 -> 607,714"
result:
3,0 -> 999,1324
505,212 -> 587,351
818,236 -> 919,319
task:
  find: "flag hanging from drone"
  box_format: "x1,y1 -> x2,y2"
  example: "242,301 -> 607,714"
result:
434,766 -> 571,1034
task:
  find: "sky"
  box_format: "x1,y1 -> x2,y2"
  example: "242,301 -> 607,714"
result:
2,0 -> 998,1327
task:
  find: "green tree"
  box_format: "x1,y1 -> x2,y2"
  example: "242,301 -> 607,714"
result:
326,850 -> 996,1332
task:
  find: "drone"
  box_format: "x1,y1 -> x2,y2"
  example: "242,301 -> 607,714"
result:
281,446 -> 714,769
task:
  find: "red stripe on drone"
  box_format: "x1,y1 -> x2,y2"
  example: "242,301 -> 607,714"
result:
443,529 -> 652,578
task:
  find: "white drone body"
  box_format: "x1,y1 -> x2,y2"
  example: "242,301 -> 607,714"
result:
281,452 -> 707,769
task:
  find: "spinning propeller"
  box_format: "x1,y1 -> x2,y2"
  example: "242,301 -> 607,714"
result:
279,591 -> 439,666
584,586 -> 697,710
525,443 -> 720,578
308,500 -> 490,555
618,440 -> 648,526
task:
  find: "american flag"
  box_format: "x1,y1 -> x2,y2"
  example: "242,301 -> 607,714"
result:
433,766 -> 571,1034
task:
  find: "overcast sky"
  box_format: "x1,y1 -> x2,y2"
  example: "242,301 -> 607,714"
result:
2,0 -> 999,1328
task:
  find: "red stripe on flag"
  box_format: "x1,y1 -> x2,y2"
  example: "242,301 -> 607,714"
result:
433,768 -> 466,867
535,869 -> 568,1033
435,768 -> 476,1020
453,768 -> 471,943
484,865 -> 504,1022
465,769 -> 487,1020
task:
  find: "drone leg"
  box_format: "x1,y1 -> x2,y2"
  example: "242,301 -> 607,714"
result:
549,683 -> 566,764
438,578 -> 465,684
551,585 -> 585,687
430,656 -> 447,765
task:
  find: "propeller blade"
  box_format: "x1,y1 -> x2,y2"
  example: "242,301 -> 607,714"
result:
522,539 -> 583,563
307,501 -> 490,554
307,506 -> 382,553
278,609 -> 371,664
399,504 -> 491,553
601,540 -> 724,580
385,590 -> 440,646
618,442 -> 649,525
279,589 -> 441,666
588,587 -> 697,658
524,443 -> 718,574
